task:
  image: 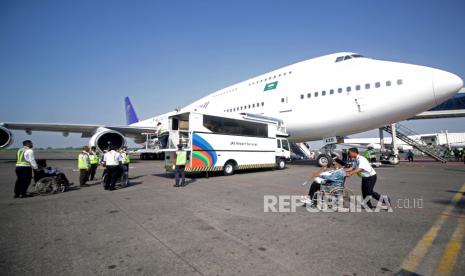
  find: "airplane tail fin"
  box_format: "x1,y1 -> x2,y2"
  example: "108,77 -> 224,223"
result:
124,97 -> 139,125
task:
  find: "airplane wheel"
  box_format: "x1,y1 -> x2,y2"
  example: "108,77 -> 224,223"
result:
317,154 -> 332,167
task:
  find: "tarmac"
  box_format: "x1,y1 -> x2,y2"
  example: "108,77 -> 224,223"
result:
0,152 -> 464,276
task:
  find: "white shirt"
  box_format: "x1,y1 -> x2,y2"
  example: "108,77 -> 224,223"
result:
18,147 -> 38,169
104,150 -> 122,166
353,155 -> 376,177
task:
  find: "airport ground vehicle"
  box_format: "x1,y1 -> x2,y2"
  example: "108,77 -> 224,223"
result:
102,166 -> 129,188
162,111 -> 291,175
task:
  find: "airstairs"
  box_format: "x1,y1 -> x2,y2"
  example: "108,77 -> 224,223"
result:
382,123 -> 447,162
290,142 -> 312,159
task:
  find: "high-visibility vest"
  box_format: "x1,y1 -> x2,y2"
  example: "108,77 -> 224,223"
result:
88,153 -> 99,165
175,151 -> 187,165
78,153 -> 89,169
16,148 -> 31,166
121,152 -> 130,164
363,149 -> 375,159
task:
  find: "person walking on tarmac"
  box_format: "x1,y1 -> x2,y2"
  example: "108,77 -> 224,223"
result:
173,144 -> 187,187
15,140 -> 38,198
103,146 -> 122,190
406,149 -> 414,162
88,146 -> 99,181
78,146 -> 91,187
363,145 -> 377,163
346,147 -> 390,209
120,146 -> 130,173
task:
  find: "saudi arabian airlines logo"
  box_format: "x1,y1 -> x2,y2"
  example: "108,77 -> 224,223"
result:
191,133 -> 217,168
264,81 -> 278,91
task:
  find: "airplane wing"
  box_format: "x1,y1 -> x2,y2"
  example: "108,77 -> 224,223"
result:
0,122 -> 156,138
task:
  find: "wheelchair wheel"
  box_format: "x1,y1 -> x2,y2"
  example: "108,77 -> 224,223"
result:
120,172 -> 129,188
331,187 -> 354,209
35,177 -> 58,195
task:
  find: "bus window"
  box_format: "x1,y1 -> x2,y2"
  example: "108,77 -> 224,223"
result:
203,115 -> 268,138
281,139 -> 290,151
171,118 -> 179,130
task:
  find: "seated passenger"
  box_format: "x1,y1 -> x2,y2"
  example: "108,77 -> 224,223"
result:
300,158 -> 347,206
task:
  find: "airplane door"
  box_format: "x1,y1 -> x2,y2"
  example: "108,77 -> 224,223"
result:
278,96 -> 292,113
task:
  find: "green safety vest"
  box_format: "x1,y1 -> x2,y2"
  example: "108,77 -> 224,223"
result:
363,149 -> 375,159
16,148 -> 31,166
175,151 -> 187,165
88,153 -> 99,165
122,153 -> 130,164
78,153 -> 89,169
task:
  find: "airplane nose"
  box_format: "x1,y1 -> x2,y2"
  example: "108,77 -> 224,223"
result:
432,69 -> 463,104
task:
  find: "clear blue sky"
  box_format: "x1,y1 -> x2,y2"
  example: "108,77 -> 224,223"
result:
1,0 -> 464,148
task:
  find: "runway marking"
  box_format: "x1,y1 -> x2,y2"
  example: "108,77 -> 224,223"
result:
397,183 -> 465,274
434,219 -> 465,276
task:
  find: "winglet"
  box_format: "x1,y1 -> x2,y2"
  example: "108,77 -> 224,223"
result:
124,97 -> 139,125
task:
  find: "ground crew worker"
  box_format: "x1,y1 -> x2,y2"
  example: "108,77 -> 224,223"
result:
14,140 -> 38,198
363,145 -> 377,163
157,122 -> 169,149
406,149 -> 414,162
103,146 -> 122,190
346,147 -> 389,209
120,146 -> 130,173
173,144 -> 187,187
78,146 -> 90,187
88,146 -> 99,181
341,148 -> 348,162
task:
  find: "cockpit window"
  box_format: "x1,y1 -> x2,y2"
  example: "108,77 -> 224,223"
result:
335,54 -> 366,63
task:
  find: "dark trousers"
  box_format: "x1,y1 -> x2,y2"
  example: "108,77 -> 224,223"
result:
174,165 -> 185,186
105,166 -> 119,189
15,166 -> 32,196
89,164 -> 98,180
308,181 -> 321,200
408,156 -> 414,162
361,175 -> 380,208
160,133 -> 169,149
79,169 -> 89,186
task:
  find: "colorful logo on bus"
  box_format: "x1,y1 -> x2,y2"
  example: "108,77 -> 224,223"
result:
191,133 -> 217,168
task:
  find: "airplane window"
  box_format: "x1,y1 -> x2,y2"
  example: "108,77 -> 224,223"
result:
375,82 -> 381,88
344,55 -> 352,60
244,106 -> 247,109
273,76 -> 276,79
240,107 -> 243,110
338,88 -> 343,93
253,104 -> 255,108
397,79 -> 403,85
346,86 -> 351,92
283,72 -> 286,76
279,74 -> 281,77
330,89 -> 334,95
300,94 -> 304,99
314,92 -> 319,97
356,85 -> 360,91
261,102 -> 264,106
307,93 -> 311,98
281,98 -> 285,103
248,105 -> 251,108
386,81 -> 391,86
289,71 -> 292,74
335,56 -> 344,62
322,91 -> 326,96
257,102 -> 260,106
365,83 -> 370,89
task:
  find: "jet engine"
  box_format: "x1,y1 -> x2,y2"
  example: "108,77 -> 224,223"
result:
0,126 -> 13,148
89,128 -> 125,152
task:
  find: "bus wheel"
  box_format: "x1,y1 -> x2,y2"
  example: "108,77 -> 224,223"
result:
223,162 -> 235,176
317,154 -> 332,167
277,158 -> 286,170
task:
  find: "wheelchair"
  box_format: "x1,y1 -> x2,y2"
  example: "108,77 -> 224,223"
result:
312,177 -> 354,209
33,160 -> 72,195
102,165 -> 129,188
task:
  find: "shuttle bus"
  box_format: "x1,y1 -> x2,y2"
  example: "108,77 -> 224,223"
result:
163,111 -> 291,175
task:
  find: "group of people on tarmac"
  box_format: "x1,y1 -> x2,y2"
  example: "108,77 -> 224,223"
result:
78,145 -> 131,190
301,147 -> 390,210
443,148 -> 465,162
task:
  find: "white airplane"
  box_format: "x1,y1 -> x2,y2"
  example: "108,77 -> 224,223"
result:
1,52 -> 463,156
